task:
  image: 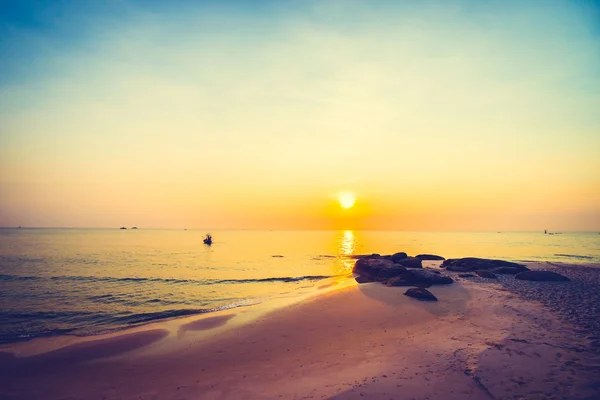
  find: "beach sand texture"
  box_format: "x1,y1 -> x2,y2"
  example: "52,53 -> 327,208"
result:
1,262 -> 599,400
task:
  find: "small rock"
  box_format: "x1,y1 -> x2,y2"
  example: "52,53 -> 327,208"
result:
491,266 -> 522,274
386,269 -> 453,286
391,252 -> 408,262
364,253 -> 382,259
442,258 -> 528,273
445,265 -> 472,272
409,269 -> 454,285
416,254 -> 446,260
355,275 -> 372,284
394,256 -> 423,269
423,268 -> 441,274
350,253 -> 382,260
515,271 -> 570,282
386,275 -> 415,286
404,288 -> 438,301
475,270 -> 497,279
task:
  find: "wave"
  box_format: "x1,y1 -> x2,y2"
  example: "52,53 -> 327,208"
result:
0,274 -> 333,285
0,327 -> 78,345
554,254 -> 595,260
216,275 -> 333,284
0,272 -> 337,344
113,308 -> 210,325
1,310 -> 98,320
0,274 -> 39,281
0,300 -> 260,344
0,309 -> 209,344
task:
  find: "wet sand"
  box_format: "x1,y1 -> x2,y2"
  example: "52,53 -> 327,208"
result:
1,262 -> 599,399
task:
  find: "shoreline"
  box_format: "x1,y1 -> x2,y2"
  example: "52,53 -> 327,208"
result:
2,260 -> 599,347
1,261 -> 598,351
0,273 -> 356,358
0,270 -> 353,347
2,261 -> 600,399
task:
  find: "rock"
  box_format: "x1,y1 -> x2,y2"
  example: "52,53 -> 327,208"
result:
442,258 -> 529,273
475,269 -> 497,279
409,269 -> 453,285
349,253 -> 382,260
350,253 -> 382,260
391,252 -> 408,262
404,288 -> 437,301
386,269 -> 453,286
354,275 -> 372,284
491,267 -> 523,275
423,268 -> 441,274
385,275 -> 416,286
353,258 -> 406,282
386,279 -> 432,288
445,265 -> 472,272
394,256 -> 423,269
458,273 -> 475,278
416,254 -> 446,260
515,271 -> 570,282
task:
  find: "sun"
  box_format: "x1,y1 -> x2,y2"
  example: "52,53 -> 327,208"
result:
338,192 -> 356,209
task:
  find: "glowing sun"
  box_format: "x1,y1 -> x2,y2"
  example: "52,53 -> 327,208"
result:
339,192 -> 356,209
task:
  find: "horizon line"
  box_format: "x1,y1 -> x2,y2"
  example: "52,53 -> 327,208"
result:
1,227 -> 598,233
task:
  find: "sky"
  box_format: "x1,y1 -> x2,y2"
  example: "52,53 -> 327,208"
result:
1,0 -> 599,230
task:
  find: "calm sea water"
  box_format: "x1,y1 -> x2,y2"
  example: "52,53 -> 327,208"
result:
1,229 -> 599,344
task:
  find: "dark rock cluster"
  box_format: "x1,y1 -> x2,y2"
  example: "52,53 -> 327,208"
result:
386,269 -> 453,287
441,258 -> 572,283
354,254 -> 573,303
352,253 -> 451,301
352,254 -> 453,286
515,270 -> 570,281
355,254 -> 596,353
441,258 -> 530,274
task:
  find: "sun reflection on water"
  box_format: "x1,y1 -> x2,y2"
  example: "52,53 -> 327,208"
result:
338,230 -> 356,273
341,230 -> 355,255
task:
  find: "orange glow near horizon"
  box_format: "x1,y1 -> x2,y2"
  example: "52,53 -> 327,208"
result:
1,1 -> 599,231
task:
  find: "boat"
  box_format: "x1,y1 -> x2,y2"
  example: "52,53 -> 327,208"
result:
120,227 -> 127,230
203,234 -> 213,245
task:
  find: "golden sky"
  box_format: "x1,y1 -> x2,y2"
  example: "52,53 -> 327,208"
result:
1,0 -> 599,230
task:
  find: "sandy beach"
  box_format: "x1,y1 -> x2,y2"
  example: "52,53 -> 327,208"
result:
3,0 -> 599,397
1,262 -> 599,400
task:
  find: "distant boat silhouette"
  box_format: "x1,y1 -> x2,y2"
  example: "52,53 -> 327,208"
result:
120,227 -> 127,230
203,234 -> 213,245
131,227 -> 138,230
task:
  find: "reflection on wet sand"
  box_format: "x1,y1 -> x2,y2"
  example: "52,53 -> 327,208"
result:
178,315 -> 235,337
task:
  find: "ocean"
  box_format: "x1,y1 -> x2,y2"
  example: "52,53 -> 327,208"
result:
1,229 -> 599,344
